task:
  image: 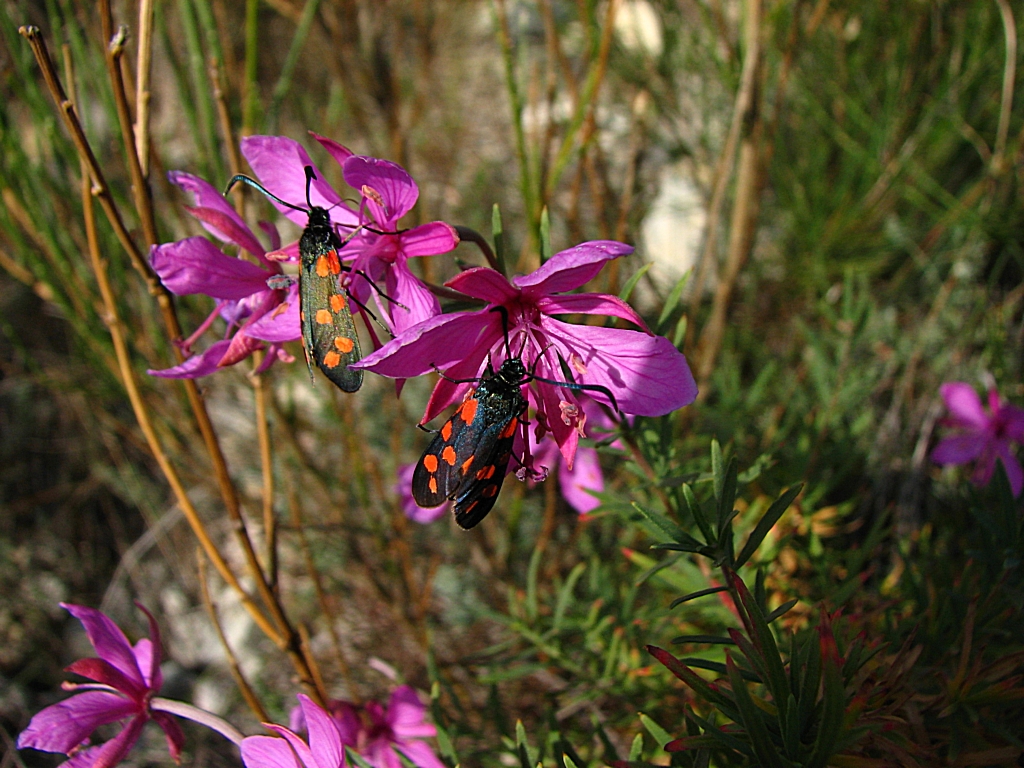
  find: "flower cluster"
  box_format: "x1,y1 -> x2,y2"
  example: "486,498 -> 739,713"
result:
150,134 -> 457,377
17,604 -> 184,768
931,381 -> 1024,496
242,690 -> 443,768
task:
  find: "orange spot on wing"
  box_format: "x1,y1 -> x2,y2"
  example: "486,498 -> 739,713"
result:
334,336 -> 354,353
423,454 -> 439,473
315,309 -> 333,325
323,350 -> 341,368
441,421 -> 452,441
326,251 -> 342,275
482,484 -> 498,498
499,418 -> 518,439
316,256 -> 330,277
428,477 -> 438,494
460,398 -> 478,423
461,455 -> 475,474
442,445 -> 457,466
330,294 -> 346,312
464,500 -> 478,514
475,465 -> 496,480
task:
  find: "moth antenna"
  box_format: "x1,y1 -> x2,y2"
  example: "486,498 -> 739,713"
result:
304,166 -> 317,210
223,175 -> 306,213
488,305 -> 512,356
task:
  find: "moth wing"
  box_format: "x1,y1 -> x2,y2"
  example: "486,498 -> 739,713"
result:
452,417 -> 518,530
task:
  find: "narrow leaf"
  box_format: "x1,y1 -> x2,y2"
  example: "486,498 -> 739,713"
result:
492,204 -> 507,276
735,484 -> 803,568
726,653 -> 784,768
628,733 -> 643,762
619,262 -> 653,302
671,635 -> 735,645
711,440 -> 724,503
670,585 -> 728,608
683,484 -> 716,545
716,458 -> 738,540
631,501 -> 686,543
765,599 -> 800,624
639,713 -> 672,748
657,270 -> 691,329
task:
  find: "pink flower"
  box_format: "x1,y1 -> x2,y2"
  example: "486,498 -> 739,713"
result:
531,437 -> 604,514
242,695 -> 348,768
353,241 -> 697,468
246,690 -> 443,768
396,464 -> 450,523
148,172 -> 298,378
932,381 -> 1024,496
17,604 -> 184,768
240,134 -> 458,336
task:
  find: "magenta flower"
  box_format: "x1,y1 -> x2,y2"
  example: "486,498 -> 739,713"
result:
17,603 -> 184,768
149,172 -> 299,378
932,381 -> 1024,496
247,690 -> 443,768
396,463 -> 450,523
353,241 -> 697,467
242,695 -> 348,768
240,134 -> 458,336
531,437 -> 604,514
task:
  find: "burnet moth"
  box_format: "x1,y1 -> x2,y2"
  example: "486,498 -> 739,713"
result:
225,167 -> 367,392
412,308 -> 619,529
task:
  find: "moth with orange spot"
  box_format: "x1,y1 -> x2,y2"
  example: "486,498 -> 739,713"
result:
226,167 -> 363,392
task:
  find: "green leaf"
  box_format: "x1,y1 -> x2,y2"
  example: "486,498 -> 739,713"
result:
806,633 -> 845,768
492,204 -> 507,276
631,501 -> 686,543
346,748 -> 376,768
731,576 -> 790,707
526,545 -> 542,623
629,733 -> 643,762
670,585 -> 728,608
671,635 -> 735,645
711,440 -> 724,503
553,562 -> 586,631
715,458 -> 738,541
726,653 -> 784,768
635,553 -> 682,587
516,720 -> 533,768
647,645 -> 738,713
673,313 -> 688,348
657,270 -> 691,329
539,206 -> 552,262
678,657 -> 762,683
619,263 -> 653,302
638,713 -> 672,748
735,484 -> 803,568
765,599 -> 800,624
683,484 -> 716,545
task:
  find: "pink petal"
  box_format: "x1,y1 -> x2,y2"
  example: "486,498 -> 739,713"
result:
365,742 -> 402,768
88,714 -> 146,768
151,238 -> 272,300
939,383 -> 989,430
64,659 -> 144,699
513,241 -> 633,297
152,711 -> 185,762
445,267 -> 519,304
267,240 -> 302,264
1001,404 -> 1024,443
242,735 -> 304,768
537,293 -> 651,333
259,221 -> 282,252
393,740 -> 447,768
148,340 -> 233,378
17,692 -> 136,753
185,205 -> 268,260
386,687 -> 434,738
265,726 -> 318,768
995,442 -> 1024,497
558,445 -> 603,513
133,603 -> 163,688
60,745 -> 104,768
528,362 -> 579,467
61,605 -> 145,689
240,136 -> 358,230
169,172 -> 264,257
931,435 -> 986,465
421,353 -> 487,424
218,329 -> 263,367
300,695 -> 345,768
352,309 -> 502,378
310,132 -> 354,168
343,156 -> 418,224
399,222 -> 460,258
246,284 -> 302,342
382,264 -> 441,337
538,318 -> 698,416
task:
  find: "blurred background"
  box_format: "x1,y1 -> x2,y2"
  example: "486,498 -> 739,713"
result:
1,0 -> 1022,765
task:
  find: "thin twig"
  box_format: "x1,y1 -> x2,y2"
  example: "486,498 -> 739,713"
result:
992,0 -> 1017,174
454,226 -> 498,270
297,623 -> 331,705
197,549 -> 271,723
135,0 -> 155,177
252,362 -> 278,589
